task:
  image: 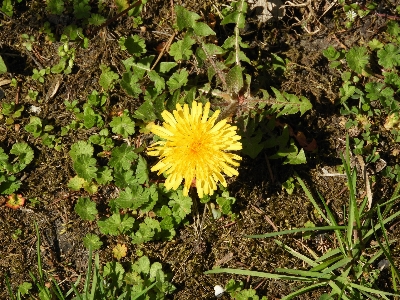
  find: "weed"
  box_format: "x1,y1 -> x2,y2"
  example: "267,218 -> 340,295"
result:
206,137 -> 400,299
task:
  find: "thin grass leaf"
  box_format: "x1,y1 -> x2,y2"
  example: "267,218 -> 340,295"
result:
281,282 -> 328,300
65,275 -> 81,298
364,208 -> 400,240
246,226 -> 345,239
328,281 -> 351,300
295,173 -> 330,224
367,248 -> 384,266
315,247 -> 342,263
85,247 -> 93,298
50,277 -> 66,300
349,282 -> 399,297
391,266 -> 398,293
204,268 -> 314,281
90,253 -> 99,299
275,240 -> 318,267
29,271 -> 51,300
321,257 -> 352,274
310,255 -> 344,272
132,282 -> 157,300
318,191 -> 346,254
359,290 -> 383,300
96,253 -> 105,296
341,152 -> 360,249
375,208 -> 400,285
34,222 -> 45,287
71,283 -> 83,300
383,183 -> 400,218
275,268 -> 333,280
5,275 -> 16,300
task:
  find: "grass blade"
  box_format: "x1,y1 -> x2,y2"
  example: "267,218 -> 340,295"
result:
295,174 -> 330,224
204,268 -> 314,281
275,240 -> 318,267
246,226 -> 345,239
281,282 -> 328,300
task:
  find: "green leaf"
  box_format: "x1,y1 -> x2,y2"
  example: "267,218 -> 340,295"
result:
377,43 -> 400,69
115,185 -> 150,210
132,256 -> 150,275
339,82 -> 356,102
387,20 -> 400,37
74,197 -> 98,221
216,192 -> 236,215
1,0 -> 13,17
0,56 -> 7,74
131,55 -> 154,78
322,46 -> 340,60
345,46 -> 369,74
24,116 -> 43,138
147,70 -> 165,93
82,233 -> 103,250
168,190 -> 192,223
221,1 -> 247,28
109,143 -> 138,171
99,64 -> 119,91
226,65 -> 244,93
196,43 -> 225,65
284,148 -> 307,165
133,99 -> 157,122
0,148 -> 9,169
169,34 -> 195,61
384,71 -> 400,89
87,90 -> 107,107
47,0 -> 64,15
271,53 -> 286,72
67,175 -> 86,190
114,187 -> 135,209
96,166 -> 113,185
120,71 -> 142,97
98,213 -> 135,235
73,0 -> 90,19
115,0 -> 128,12
73,155 -> 98,181
0,176 -> 20,194
70,141 -> 94,161
17,282 -> 32,295
175,5 -> 200,30
329,61 -> 342,69
166,69 -> 189,93
109,113 -> 135,138
125,35 -> 146,56
103,261 -> 125,281
135,155 -> 149,184
131,217 -> 161,244
10,143 -> 34,171
88,13 -> 106,26
365,82 -> 385,100
159,62 -> 177,73
368,39 -> 384,51
83,106 -> 103,129
269,87 -> 312,117
114,169 -> 136,188
193,22 -> 215,36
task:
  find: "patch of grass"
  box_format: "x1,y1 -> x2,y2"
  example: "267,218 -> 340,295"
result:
205,136 -> 400,299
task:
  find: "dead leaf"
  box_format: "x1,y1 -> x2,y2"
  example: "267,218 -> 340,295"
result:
113,243 -> 128,260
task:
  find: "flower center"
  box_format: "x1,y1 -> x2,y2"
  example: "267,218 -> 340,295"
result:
189,139 -> 204,155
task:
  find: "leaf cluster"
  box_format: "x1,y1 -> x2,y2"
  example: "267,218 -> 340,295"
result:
0,143 -> 34,194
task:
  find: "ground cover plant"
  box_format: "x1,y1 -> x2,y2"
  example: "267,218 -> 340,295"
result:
1,0 -> 400,299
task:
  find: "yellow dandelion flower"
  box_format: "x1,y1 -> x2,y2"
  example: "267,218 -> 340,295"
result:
147,101 -> 242,198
